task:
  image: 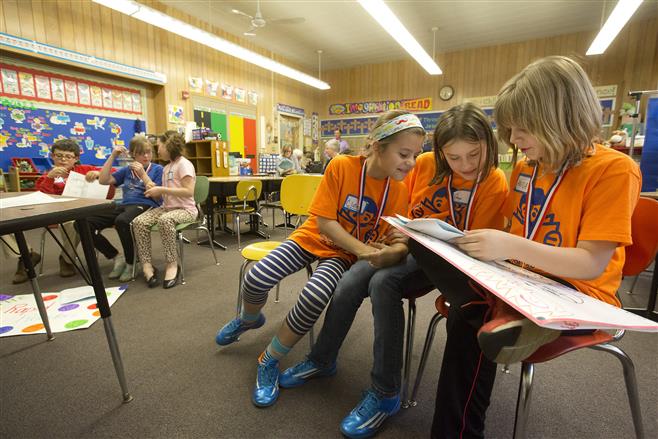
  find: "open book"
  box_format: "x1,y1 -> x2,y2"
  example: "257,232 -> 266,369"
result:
392,214 -> 464,241
385,216 -> 658,332
62,171 -> 109,199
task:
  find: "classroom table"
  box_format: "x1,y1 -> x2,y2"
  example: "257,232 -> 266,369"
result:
0,193 -> 132,402
201,175 -> 284,247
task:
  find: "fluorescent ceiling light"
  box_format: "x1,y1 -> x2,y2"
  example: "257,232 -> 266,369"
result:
358,0 -> 441,75
92,0 -> 330,90
586,0 -> 643,55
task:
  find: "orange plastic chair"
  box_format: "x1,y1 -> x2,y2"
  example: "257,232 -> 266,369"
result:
409,198 -> 657,438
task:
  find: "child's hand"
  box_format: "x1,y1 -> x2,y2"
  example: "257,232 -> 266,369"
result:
145,186 -> 165,198
129,161 -> 146,176
452,229 -> 513,261
382,228 -> 408,246
47,167 -> 69,178
112,145 -> 128,156
85,171 -> 100,182
359,242 -> 405,268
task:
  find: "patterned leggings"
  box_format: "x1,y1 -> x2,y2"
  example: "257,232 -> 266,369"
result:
132,207 -> 197,264
242,240 -> 350,336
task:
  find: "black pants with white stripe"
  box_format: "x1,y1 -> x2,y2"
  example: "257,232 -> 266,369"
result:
409,239 -> 496,439
242,240 -> 350,336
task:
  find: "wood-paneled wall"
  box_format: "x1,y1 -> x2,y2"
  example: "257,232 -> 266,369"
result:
321,16 -> 658,128
2,1 -> 656,148
0,0 -> 321,145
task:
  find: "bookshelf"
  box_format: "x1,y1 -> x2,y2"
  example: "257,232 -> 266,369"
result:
182,140 -> 230,177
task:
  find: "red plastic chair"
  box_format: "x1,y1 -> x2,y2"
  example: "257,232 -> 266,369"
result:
514,198 -> 657,439
409,198 -> 657,438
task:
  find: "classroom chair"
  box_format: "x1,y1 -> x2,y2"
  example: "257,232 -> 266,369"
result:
234,174 -> 322,347
408,198 -> 658,438
217,180 -> 263,250
623,197 -> 658,307
400,286 -> 436,408
131,176 -> 219,284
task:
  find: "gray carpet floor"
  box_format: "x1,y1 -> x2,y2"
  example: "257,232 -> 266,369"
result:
1,212 -> 656,439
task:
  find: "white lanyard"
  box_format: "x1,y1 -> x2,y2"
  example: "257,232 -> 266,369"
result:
524,163 -> 567,240
355,159 -> 390,242
447,174 -> 478,231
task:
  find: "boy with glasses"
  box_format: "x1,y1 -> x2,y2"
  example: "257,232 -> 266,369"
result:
36,139 -> 102,277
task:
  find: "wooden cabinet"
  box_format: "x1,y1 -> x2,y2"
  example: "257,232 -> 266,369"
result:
183,140 -> 230,177
6,167 -> 40,192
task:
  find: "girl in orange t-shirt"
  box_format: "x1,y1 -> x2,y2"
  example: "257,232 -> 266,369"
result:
412,56 -> 641,438
215,110 -> 426,408
276,103 -> 508,439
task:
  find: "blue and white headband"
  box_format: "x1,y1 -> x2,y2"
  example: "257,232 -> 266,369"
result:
370,114 -> 425,141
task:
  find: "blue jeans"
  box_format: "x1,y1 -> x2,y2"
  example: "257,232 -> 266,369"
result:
308,254 -> 432,396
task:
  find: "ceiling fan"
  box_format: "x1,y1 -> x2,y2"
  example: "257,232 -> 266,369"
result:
231,0 -> 305,36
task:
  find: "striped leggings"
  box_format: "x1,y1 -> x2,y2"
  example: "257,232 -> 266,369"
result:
242,240 -> 350,336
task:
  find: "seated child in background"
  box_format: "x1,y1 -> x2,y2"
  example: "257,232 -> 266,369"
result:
80,136 -> 163,282
35,138 -> 102,277
132,133 -> 197,290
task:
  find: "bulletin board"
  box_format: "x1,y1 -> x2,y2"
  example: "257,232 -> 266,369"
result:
0,101 -> 145,171
0,61 -> 147,171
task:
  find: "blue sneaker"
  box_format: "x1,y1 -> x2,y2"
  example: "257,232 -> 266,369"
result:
215,314 -> 265,346
252,353 -> 280,407
279,358 -> 337,388
340,390 -> 401,439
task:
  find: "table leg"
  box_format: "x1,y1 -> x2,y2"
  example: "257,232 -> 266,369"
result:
14,231 -> 54,341
77,218 -> 133,403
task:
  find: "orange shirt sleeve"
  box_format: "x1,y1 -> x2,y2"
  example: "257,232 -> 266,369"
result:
578,159 -> 641,246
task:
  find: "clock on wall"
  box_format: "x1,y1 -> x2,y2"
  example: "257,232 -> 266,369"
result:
439,85 -> 454,101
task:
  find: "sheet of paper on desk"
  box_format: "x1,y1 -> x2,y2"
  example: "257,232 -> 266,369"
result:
391,214 -> 464,241
384,217 -> 658,332
0,191 -> 74,209
62,171 -> 109,199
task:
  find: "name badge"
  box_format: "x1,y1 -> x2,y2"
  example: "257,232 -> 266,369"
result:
452,190 -> 471,204
515,174 -> 531,192
167,170 -> 174,180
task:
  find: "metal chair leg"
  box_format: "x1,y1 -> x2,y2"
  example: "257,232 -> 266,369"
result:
408,312 -> 444,407
199,226 -> 220,266
402,298 -> 417,408
235,213 -> 242,250
626,275 -> 640,295
513,362 -> 535,439
178,232 -> 186,285
590,343 -> 645,439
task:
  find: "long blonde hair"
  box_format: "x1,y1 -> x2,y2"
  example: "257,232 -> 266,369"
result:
495,56 -> 601,172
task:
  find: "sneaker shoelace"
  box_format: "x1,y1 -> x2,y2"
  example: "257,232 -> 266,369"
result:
355,391 -> 380,417
258,361 -> 278,386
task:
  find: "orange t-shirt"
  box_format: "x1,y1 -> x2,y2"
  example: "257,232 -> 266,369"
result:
405,152 -> 508,230
502,145 -> 641,306
290,155 -> 408,263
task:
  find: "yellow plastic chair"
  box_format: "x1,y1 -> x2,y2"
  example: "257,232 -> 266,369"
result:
235,174 -> 322,346
221,180 -> 263,250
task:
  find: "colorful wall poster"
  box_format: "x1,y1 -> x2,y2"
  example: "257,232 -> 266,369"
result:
64,80 -> 78,104
78,83 -> 91,106
600,98 -> 616,127
235,87 -> 246,103
168,105 -> 184,124
0,102 -> 146,170
189,76 -> 203,93
35,75 -> 51,100
248,90 -> 258,106
18,72 -> 35,97
221,83 -> 233,100
1,68 -> 19,94
329,97 -> 432,115
206,80 -> 219,97
50,78 -> 65,101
